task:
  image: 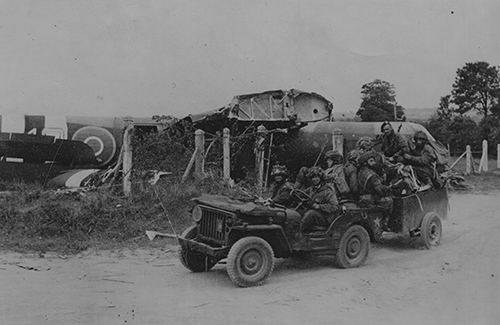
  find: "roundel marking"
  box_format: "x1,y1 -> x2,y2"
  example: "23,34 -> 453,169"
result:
72,126 -> 117,166
83,136 -> 105,156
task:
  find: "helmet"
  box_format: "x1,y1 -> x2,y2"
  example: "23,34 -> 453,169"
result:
346,149 -> 361,164
358,151 -> 379,166
356,137 -> 374,151
270,164 -> 288,178
307,166 -> 325,181
413,131 -> 428,142
380,121 -> 392,133
325,150 -> 343,164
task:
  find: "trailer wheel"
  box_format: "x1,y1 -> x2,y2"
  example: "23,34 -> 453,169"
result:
226,236 -> 274,287
178,226 -> 217,272
336,225 -> 370,268
420,212 -> 442,249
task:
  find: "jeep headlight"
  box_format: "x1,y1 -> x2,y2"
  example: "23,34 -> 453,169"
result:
192,205 -> 203,222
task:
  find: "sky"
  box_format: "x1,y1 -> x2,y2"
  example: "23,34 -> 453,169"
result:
0,0 -> 499,118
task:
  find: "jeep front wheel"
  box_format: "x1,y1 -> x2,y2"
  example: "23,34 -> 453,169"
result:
336,225 -> 370,268
178,226 -> 217,272
226,236 -> 274,287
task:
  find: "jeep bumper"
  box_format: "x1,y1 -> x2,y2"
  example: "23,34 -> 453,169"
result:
178,237 -> 229,259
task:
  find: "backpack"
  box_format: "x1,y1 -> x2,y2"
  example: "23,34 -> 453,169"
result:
427,140 -> 450,170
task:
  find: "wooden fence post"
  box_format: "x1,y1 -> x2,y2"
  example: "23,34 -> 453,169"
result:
223,128 -> 231,181
332,128 -> 344,155
465,145 -> 471,175
255,125 -> 267,195
194,129 -> 205,180
122,118 -> 134,196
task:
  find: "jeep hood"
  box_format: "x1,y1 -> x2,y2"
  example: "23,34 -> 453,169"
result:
193,194 -> 283,217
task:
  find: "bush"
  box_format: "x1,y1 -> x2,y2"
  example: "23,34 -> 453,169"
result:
426,115 -> 480,155
0,176 -> 259,253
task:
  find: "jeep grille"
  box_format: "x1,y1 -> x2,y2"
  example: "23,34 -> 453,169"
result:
198,206 -> 233,243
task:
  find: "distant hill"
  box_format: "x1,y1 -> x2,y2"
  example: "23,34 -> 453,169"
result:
333,108 -> 438,122
404,107 -> 437,122
334,107 -> 483,123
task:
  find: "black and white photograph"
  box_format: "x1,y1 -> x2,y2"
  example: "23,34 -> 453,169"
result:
1,1 -> 499,324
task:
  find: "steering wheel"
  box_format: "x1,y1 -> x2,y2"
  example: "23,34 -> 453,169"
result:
290,188 -> 311,203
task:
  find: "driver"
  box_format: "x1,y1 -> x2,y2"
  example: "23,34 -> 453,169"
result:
301,167 -> 340,233
268,164 -> 295,207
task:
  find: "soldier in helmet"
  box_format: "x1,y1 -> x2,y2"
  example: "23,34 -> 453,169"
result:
403,131 -> 437,187
268,164 -> 295,207
323,150 -> 350,198
357,151 -> 393,220
301,167 -> 340,233
356,136 -> 375,153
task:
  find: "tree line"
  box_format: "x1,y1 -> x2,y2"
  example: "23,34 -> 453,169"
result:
355,61 -> 500,156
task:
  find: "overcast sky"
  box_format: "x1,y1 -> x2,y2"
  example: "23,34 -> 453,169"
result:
0,0 -> 499,118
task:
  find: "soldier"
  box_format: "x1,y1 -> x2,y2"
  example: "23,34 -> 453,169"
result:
268,164 -> 295,207
323,150 -> 350,198
403,131 -> 437,187
343,150 -> 359,199
301,167 -> 340,233
356,136 -> 375,153
377,121 -> 409,162
357,151 -> 393,221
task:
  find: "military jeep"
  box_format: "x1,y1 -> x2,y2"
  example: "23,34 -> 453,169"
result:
178,187 -> 448,287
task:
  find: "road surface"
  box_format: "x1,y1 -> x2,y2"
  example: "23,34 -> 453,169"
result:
1,192 -> 499,325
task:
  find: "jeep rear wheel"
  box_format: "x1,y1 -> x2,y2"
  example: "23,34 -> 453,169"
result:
178,226 -> 217,272
420,212 -> 442,249
336,225 -> 370,268
226,236 -> 274,287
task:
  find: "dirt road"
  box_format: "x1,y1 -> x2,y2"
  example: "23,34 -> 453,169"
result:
1,193 -> 499,325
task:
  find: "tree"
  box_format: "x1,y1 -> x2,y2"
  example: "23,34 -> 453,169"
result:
356,79 -> 405,121
437,95 -> 455,119
451,61 -> 500,117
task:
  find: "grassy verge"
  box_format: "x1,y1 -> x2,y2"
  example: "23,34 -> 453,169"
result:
0,177 -> 258,254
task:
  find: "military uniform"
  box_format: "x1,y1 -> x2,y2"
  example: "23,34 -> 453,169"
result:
324,164 -> 350,197
380,132 -> 409,159
404,132 -> 437,186
301,182 -> 339,232
357,152 -> 393,212
343,161 -> 358,198
270,181 -> 295,207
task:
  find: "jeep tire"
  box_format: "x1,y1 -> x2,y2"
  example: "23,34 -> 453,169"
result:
226,236 -> 274,287
336,225 -> 370,268
420,212 -> 442,249
178,226 -> 217,272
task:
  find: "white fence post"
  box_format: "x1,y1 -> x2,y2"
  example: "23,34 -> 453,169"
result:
332,128 -> 344,155
255,125 -> 267,196
497,144 -> 500,169
223,128 -> 231,181
194,129 -> 205,180
482,140 -> 488,172
465,145 -> 472,175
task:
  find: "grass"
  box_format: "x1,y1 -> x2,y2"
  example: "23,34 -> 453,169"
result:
0,176 -> 259,254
